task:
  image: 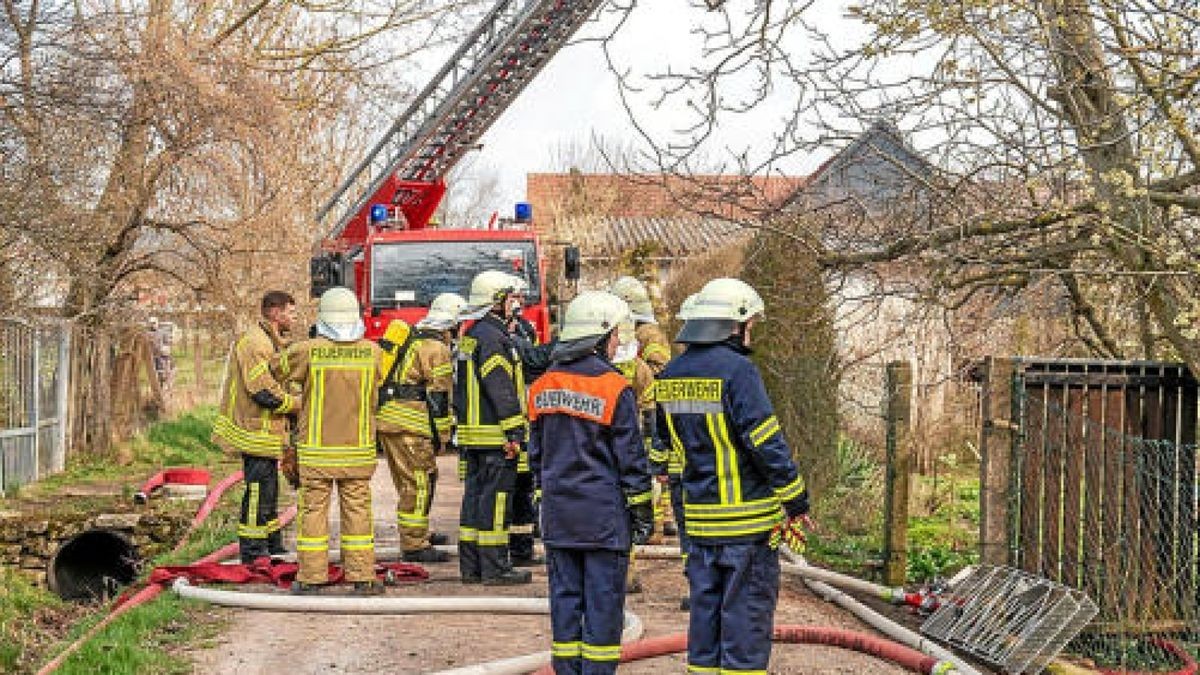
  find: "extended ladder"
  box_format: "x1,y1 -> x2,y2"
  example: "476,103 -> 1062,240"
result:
317,0 -> 607,240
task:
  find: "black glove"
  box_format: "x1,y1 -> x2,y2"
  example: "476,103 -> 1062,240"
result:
783,490 -> 810,519
629,502 -> 654,545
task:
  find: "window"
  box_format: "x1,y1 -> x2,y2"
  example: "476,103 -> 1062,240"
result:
370,240 -> 540,308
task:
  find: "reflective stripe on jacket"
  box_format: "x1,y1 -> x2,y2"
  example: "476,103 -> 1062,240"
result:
528,354 -> 653,550
654,343 -> 807,544
273,337 -> 383,479
377,332 -> 454,439
211,322 -> 295,459
453,313 -> 526,448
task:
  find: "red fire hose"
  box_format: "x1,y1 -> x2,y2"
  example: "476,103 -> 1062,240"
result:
38,469 -> 285,675
133,467 -> 212,504
532,624 -> 949,674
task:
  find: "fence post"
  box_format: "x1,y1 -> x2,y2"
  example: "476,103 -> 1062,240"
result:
55,326 -> 70,472
978,357 -> 1016,566
883,360 -> 913,586
30,326 -> 40,481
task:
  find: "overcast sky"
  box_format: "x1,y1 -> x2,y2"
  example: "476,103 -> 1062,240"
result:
419,0 -> 876,217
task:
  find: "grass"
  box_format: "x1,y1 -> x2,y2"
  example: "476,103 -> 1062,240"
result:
804,436 -> 980,583
1,407 -> 242,673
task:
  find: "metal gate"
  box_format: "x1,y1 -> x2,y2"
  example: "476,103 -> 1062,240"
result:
1006,359 -> 1198,633
0,319 -> 70,491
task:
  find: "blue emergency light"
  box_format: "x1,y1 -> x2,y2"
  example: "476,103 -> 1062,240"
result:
515,202 -> 532,223
370,204 -> 389,223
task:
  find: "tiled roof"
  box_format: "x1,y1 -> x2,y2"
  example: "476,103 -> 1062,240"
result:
555,215 -> 751,258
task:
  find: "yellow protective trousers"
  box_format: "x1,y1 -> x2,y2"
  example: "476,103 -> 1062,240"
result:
380,431 -> 437,551
296,475 -> 375,584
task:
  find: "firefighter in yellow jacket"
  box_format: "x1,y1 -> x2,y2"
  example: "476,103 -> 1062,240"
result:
274,287 -> 385,595
377,292 -> 464,563
212,291 -> 298,564
610,275 -> 675,541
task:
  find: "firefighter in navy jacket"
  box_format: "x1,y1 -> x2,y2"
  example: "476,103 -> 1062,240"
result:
454,270 -> 531,585
528,290 -> 654,675
655,278 -> 812,674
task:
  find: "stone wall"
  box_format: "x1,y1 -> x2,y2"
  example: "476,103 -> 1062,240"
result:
0,508 -> 190,590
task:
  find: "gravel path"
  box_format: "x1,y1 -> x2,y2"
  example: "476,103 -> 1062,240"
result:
185,455 -> 914,674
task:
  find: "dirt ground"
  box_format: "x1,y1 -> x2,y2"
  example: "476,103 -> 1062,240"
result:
185,455 -> 917,674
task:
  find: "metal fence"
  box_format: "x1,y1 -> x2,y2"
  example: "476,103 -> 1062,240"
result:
0,319 -> 70,491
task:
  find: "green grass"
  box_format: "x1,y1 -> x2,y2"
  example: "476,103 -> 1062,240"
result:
3,407 -> 240,673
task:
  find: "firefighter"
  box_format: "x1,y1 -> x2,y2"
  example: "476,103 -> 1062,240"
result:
504,274 -> 545,567
609,275 -> 675,540
275,287 -> 385,595
527,291 -> 654,675
377,292 -> 464,563
455,270 -> 531,585
609,276 -> 671,373
655,278 -> 813,673
212,291 -> 298,564
611,315 -> 659,594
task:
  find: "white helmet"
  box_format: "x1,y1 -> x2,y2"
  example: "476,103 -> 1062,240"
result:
464,270 -> 519,318
675,293 -> 700,321
418,292 -> 467,330
676,278 -> 764,344
316,287 -> 365,342
559,291 -> 632,343
609,276 -> 656,324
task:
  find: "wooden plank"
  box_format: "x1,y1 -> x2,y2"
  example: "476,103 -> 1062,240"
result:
1123,374 -> 1147,623
1042,383 -> 1067,582
1062,379 -> 1086,588
1103,377 -> 1126,624
1139,366 -> 1163,620
1019,383 -> 1047,574
1083,372 -> 1108,616
1157,368 -> 1181,619
1023,372 -> 1192,387
1179,373 -> 1198,623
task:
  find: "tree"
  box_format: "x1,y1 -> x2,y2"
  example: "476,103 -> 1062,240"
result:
606,0 -> 1200,369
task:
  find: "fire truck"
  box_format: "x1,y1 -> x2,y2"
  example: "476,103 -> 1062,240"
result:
310,0 -> 599,341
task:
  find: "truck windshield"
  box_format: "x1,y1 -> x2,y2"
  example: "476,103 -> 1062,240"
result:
371,240 -> 540,308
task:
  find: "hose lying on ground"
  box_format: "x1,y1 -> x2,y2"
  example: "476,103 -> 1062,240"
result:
133,467 -> 212,504
37,469 -> 279,675
172,580 -> 644,675
778,548 -> 980,675
529,624 -> 960,675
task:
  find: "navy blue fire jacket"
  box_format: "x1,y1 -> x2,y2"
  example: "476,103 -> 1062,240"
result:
528,354 -> 654,550
654,342 -> 808,545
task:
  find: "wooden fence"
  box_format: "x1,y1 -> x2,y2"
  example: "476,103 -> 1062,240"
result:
978,358 -> 1198,634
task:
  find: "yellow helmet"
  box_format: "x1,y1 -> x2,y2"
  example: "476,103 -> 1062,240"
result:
316,287 -> 365,342
418,292 -> 467,330
559,291 -> 631,343
609,276 -> 655,323
465,270 -> 519,316
676,278 -> 764,344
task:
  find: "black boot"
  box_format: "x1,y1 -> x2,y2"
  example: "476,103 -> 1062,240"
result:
483,569 -> 532,585
403,547 -> 450,563
428,532 -> 449,546
353,580 -> 385,596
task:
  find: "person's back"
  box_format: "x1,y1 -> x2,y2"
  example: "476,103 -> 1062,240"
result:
527,291 -> 653,675
275,288 -> 384,595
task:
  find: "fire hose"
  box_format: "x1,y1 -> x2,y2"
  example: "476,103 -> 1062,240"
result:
37,469 -> 284,675
528,624 -> 960,675
171,580 -> 645,675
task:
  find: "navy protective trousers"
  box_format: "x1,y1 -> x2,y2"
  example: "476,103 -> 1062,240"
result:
547,547 -> 629,674
668,476 -> 690,561
686,541 -> 780,674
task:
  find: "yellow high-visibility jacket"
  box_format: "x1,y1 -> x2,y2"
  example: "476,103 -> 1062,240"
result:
212,322 -> 296,459
378,331 -> 454,441
273,337 -> 384,480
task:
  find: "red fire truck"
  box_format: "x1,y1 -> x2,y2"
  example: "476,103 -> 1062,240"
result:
311,0 -> 599,341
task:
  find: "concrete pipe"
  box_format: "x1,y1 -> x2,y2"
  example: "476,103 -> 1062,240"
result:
48,529 -> 140,601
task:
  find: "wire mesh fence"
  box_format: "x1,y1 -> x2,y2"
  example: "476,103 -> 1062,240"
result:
1010,361 -> 1199,671
0,318 -> 70,492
